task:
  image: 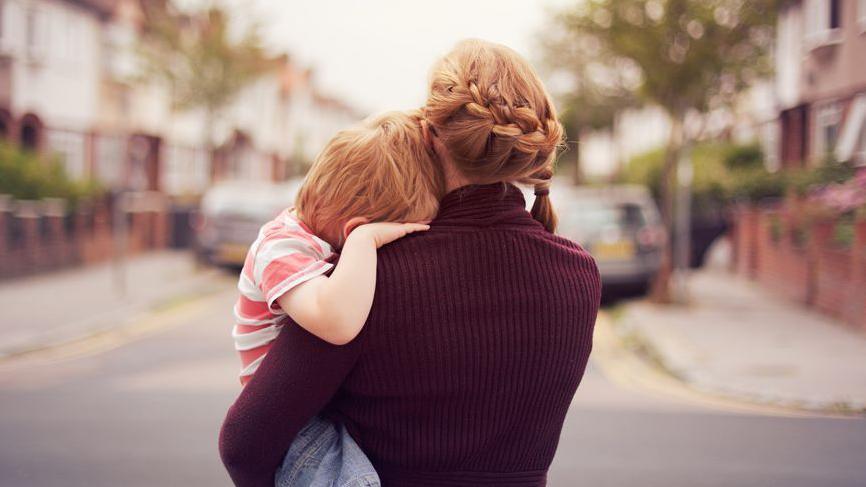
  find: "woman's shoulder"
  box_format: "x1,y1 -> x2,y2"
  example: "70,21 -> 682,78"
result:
527,230 -> 601,283
378,226 -> 598,279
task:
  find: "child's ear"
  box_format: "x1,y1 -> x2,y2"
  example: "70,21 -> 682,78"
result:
342,217 -> 370,241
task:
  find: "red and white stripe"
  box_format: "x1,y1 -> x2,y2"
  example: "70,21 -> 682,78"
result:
233,209 -> 334,383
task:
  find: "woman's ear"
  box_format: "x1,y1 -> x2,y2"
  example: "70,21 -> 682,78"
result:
342,217 -> 370,241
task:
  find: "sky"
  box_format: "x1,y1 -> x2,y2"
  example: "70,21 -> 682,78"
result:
231,0 -> 573,115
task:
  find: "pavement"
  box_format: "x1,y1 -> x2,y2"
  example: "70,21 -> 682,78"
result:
1,276 -> 865,487
0,251 -> 227,360
1,250 -> 866,485
614,268 -> 866,415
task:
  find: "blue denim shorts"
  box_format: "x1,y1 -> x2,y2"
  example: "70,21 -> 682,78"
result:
275,416 -> 380,487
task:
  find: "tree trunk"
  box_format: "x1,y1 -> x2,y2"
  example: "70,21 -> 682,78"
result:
649,113 -> 685,303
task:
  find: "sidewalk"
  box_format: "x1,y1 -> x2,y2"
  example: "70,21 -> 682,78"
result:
0,251 -> 231,358
616,269 -> 866,414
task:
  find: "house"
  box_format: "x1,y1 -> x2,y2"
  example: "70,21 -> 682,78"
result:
209,56 -> 362,187
775,0 -> 866,168
0,0 -> 361,198
0,0 -> 113,177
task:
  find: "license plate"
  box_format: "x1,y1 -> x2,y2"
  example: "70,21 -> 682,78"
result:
593,240 -> 635,260
216,244 -> 249,264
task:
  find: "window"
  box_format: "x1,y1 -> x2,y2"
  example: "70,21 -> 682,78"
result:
813,102 -> 843,161
829,0 -> 841,29
46,129 -> 87,180
835,94 -> 866,164
805,0 -> 843,48
93,134 -> 127,189
856,120 -> 866,165
25,7 -> 46,61
859,0 -> 866,31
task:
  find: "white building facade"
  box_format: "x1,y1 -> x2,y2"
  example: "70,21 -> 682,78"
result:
0,0 -> 361,198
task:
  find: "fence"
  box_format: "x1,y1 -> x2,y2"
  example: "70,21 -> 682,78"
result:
731,198 -> 866,330
0,192 -> 189,280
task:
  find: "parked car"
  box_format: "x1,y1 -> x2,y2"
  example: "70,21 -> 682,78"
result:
548,184 -> 665,291
194,179 -> 303,267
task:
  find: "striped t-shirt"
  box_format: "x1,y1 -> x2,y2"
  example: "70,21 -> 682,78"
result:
233,209 -> 334,383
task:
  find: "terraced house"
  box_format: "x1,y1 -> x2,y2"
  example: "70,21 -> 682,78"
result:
776,0 -> 866,167
0,0 -> 359,196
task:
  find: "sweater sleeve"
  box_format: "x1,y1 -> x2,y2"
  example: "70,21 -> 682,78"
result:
219,319 -> 364,486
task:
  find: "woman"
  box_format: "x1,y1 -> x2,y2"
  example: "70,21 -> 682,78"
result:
219,39 -> 601,487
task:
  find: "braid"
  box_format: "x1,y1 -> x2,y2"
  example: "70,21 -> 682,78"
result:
425,39 -> 564,232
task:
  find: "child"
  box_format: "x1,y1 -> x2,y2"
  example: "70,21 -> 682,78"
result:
232,110 -> 443,485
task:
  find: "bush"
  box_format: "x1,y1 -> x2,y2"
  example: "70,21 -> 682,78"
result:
618,141 -> 749,206
726,167 -> 786,202
723,143 -> 764,170
0,143 -> 102,205
788,161 -> 858,196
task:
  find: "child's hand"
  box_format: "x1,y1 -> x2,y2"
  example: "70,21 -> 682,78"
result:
351,222 -> 430,248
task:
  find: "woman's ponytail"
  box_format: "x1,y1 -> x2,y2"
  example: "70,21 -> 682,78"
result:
530,169 -> 556,233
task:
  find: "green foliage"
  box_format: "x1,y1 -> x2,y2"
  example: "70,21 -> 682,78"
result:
0,143 -> 102,204
621,142 -> 862,206
137,3 -> 269,137
725,167 -> 786,202
787,161 -> 858,196
719,144 -> 779,202
618,141 -> 743,203
723,143 -> 763,170
543,0 -> 777,120
832,215 -> 855,248
619,147 -> 665,198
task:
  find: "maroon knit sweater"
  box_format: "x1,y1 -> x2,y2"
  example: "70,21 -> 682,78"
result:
219,183 -> 601,486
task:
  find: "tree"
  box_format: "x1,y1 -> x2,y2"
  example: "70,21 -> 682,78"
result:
544,0 -> 776,301
540,30 -> 640,183
137,2 -> 269,166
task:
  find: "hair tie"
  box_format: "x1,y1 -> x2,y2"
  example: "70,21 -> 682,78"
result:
534,187 -> 550,196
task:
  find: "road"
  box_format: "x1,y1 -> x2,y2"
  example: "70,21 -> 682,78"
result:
0,273 -> 864,487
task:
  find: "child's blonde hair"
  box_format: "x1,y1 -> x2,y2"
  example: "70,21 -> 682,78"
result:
423,39 -> 564,232
295,110 -> 445,244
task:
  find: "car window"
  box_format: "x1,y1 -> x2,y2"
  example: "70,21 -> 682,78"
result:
565,201 -> 647,233
620,203 -> 647,228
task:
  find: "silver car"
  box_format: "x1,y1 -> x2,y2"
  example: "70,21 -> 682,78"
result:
194,179 -> 303,267
551,184 -> 664,291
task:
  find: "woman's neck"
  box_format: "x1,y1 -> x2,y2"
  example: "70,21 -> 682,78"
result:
440,155 -> 474,193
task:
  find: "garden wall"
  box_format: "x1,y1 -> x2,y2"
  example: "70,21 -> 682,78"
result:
731,200 -> 866,330
0,192 -> 185,279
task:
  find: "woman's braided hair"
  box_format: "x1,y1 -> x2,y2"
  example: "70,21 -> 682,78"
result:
423,39 -> 564,232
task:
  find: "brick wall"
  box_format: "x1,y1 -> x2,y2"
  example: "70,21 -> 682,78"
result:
731,200 -> 866,330
0,192 -> 178,279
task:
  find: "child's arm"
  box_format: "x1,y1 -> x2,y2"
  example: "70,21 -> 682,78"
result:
276,222 -> 429,345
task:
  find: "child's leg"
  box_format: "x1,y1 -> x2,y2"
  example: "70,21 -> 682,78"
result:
275,416 -> 379,487
334,423 -> 379,487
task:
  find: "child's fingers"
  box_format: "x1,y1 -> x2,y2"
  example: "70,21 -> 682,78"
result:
402,223 -> 431,233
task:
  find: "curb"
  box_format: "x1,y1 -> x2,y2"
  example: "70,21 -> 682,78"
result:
593,310 -> 866,419
0,279 -> 230,364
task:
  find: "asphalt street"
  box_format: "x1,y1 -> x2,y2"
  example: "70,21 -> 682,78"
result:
0,274 -> 864,487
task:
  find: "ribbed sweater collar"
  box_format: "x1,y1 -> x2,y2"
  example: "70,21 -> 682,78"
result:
432,182 -> 541,229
